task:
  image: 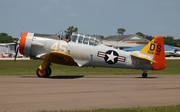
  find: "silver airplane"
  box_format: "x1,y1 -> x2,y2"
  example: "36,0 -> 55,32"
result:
165,48 -> 177,57
15,31 -> 166,78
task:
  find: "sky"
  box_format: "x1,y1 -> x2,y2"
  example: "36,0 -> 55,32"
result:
0,0 -> 180,39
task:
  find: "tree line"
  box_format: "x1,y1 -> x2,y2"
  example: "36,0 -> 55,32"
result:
0,33 -> 18,43
135,32 -> 180,47
1,26 -> 180,47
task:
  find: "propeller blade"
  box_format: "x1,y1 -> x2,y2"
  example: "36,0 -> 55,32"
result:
14,26 -> 24,62
14,44 -> 19,62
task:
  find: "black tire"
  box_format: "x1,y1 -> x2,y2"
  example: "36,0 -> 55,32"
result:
45,67 -> 52,77
142,73 -> 148,78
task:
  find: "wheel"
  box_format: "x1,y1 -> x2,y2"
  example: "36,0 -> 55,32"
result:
36,68 -> 46,77
36,68 -> 52,78
46,67 -> 52,77
142,73 -> 148,78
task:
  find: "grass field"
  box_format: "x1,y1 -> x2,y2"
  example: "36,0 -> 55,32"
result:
38,104 -> 180,112
0,59 -> 180,75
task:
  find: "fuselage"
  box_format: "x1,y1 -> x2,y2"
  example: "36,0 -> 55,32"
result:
19,32 -> 152,70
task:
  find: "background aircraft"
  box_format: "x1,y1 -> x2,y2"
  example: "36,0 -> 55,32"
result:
165,48 -> 180,57
165,49 -> 177,57
15,31 -> 166,78
175,50 -> 180,57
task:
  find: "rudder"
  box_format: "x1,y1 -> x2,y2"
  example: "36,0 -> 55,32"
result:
152,36 -> 166,70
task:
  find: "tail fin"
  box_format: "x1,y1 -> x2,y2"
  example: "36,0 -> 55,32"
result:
140,36 -> 166,70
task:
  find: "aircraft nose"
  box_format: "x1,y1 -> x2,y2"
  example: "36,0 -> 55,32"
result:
19,32 -> 28,55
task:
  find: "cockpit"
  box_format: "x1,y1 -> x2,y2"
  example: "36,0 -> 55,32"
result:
71,32 -> 102,46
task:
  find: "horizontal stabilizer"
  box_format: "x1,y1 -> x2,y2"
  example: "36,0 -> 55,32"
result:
131,53 -> 156,63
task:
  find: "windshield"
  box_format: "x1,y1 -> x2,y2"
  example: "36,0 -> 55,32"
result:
71,32 -> 102,46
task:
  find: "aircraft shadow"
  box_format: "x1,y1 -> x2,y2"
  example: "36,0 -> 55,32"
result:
21,75 -> 157,79
21,75 -> 84,79
134,76 -> 158,79
49,75 -> 84,79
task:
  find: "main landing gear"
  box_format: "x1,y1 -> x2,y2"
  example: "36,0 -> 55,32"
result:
142,70 -> 148,78
36,62 -> 52,78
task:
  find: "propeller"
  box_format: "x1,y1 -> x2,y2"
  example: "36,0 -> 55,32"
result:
14,41 -> 19,62
14,27 -> 24,62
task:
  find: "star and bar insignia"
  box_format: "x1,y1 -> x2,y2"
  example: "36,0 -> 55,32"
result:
97,50 -> 126,64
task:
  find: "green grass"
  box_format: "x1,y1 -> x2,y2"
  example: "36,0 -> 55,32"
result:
0,59 -> 180,76
38,105 -> 180,112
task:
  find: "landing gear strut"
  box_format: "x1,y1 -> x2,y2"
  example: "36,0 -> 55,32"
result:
36,62 -> 52,78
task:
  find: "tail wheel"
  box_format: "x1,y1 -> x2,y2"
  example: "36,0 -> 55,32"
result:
142,73 -> 148,78
36,68 -> 52,78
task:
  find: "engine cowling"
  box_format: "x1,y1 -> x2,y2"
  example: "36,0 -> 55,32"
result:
19,32 -> 33,56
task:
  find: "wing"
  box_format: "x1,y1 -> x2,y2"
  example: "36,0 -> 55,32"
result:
37,51 -> 78,66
